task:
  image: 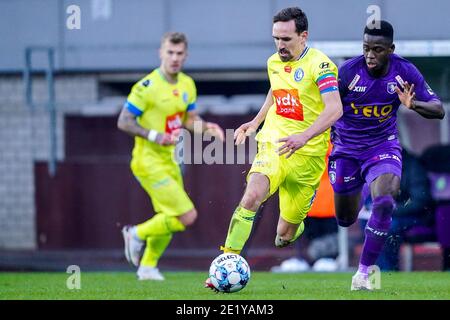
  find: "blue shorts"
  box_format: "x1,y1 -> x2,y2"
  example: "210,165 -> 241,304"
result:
328,141 -> 402,195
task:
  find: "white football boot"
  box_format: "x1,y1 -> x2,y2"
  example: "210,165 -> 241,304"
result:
351,272 -> 373,291
137,266 -> 165,281
122,225 -> 144,267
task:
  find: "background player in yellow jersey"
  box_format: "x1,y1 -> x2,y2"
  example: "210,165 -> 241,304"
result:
205,7 -> 343,289
118,32 -> 224,281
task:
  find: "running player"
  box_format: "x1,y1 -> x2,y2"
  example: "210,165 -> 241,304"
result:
329,20 -> 444,290
118,32 -> 224,281
205,7 -> 343,289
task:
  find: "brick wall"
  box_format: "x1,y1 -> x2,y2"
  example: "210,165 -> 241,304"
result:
0,74 -> 97,249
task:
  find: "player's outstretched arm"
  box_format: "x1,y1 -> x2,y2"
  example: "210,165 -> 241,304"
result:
184,111 -> 225,141
277,90 -> 343,158
234,89 -> 273,145
117,107 -> 176,145
395,82 -> 445,119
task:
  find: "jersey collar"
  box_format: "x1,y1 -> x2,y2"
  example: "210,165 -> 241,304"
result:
296,46 -> 309,61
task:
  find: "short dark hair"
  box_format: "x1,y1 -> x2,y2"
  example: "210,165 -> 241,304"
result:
161,32 -> 188,48
364,20 -> 394,43
273,7 -> 308,34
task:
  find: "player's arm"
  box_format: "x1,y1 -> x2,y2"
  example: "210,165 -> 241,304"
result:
117,106 -> 175,145
184,110 -> 225,141
234,88 -> 273,145
395,82 -> 445,119
278,90 -> 343,158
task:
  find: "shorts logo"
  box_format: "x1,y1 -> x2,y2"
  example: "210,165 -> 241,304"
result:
165,112 -> 184,134
273,89 -> 303,121
374,153 -> 401,162
344,176 -> 355,183
294,68 -> 304,82
387,82 -> 397,94
329,171 -> 336,184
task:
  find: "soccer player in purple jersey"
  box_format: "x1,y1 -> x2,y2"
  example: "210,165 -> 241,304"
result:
328,21 -> 445,290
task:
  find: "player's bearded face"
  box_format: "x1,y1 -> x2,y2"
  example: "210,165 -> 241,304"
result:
160,41 -> 187,75
273,20 -> 307,62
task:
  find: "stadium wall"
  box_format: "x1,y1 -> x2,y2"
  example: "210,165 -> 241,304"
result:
2,0 -> 450,72
0,74 -> 98,249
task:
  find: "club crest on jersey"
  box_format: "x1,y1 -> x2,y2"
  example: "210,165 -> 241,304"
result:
294,68 -> 304,82
329,171 -> 336,184
182,92 -> 188,103
387,82 -> 397,94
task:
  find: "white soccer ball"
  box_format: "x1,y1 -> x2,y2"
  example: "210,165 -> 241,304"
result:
208,253 -> 251,293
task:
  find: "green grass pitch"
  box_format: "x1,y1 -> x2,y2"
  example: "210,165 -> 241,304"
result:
0,271 -> 449,300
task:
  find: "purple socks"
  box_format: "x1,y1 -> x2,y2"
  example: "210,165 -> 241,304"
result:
358,195 -> 395,274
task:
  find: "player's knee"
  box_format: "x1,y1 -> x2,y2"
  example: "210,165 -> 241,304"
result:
241,189 -> 264,211
372,195 -> 395,216
179,209 -> 197,227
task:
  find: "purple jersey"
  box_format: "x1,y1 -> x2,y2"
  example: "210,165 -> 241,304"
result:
332,54 -> 439,153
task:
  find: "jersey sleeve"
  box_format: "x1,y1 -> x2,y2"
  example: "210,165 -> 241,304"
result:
186,78 -> 197,112
124,78 -> 153,116
337,63 -> 349,97
312,55 -> 339,95
406,64 -> 440,102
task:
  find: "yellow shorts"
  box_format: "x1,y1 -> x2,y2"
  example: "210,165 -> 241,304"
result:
248,142 -> 326,224
132,161 -> 194,217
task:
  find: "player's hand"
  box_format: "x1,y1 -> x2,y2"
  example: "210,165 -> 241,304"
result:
395,81 -> 416,109
234,120 -> 259,145
205,122 -> 225,141
277,134 -> 309,158
155,131 -> 179,146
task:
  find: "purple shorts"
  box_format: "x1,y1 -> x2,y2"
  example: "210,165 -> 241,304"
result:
328,141 -> 402,195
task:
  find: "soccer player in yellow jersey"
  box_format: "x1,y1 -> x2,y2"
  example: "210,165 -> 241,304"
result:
118,32 -> 224,281
205,7 -> 343,289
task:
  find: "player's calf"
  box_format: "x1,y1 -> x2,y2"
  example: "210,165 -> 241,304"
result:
275,221 -> 305,248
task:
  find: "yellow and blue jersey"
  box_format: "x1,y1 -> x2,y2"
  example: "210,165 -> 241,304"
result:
257,47 -> 338,156
125,68 -> 197,174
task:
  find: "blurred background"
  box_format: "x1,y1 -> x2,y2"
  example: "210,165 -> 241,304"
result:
0,0 -> 449,272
